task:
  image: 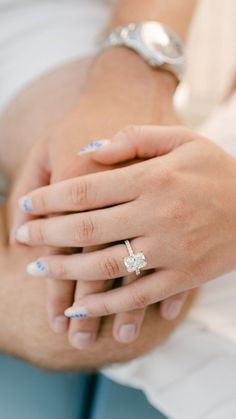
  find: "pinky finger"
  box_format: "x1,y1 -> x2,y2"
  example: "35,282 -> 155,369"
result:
113,274 -> 146,344
160,291 -> 188,321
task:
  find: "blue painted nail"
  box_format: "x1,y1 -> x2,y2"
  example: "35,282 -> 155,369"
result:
27,260 -> 49,276
19,196 -> 33,213
79,139 -> 110,155
64,306 -> 89,318
70,313 -> 88,318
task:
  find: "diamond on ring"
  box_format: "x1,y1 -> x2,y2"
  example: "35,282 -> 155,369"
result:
124,240 -> 147,275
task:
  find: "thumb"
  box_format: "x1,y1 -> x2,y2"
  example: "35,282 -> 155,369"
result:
8,138 -> 50,244
90,125 -> 192,165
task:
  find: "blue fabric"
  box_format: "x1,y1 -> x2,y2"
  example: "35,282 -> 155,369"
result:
90,375 -> 166,419
0,354 -> 88,419
0,354 -> 167,419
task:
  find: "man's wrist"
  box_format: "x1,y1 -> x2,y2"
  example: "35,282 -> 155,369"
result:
80,47 -> 178,127
88,47 -> 177,97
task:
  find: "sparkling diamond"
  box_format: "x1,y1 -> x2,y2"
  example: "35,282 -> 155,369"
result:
124,252 -> 147,274
121,28 -> 129,39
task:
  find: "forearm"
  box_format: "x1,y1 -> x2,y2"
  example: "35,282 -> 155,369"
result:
109,0 -> 197,40
79,1 -> 198,129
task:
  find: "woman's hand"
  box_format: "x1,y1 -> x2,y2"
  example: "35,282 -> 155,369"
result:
15,125 -> 236,318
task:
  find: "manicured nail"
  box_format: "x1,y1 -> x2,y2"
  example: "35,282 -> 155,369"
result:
27,260 -> 49,276
78,139 -> 111,155
118,323 -> 137,343
64,306 -> 89,318
19,196 -> 32,213
10,224 -> 19,245
51,315 -> 69,334
164,300 -> 183,320
15,225 -> 29,244
71,332 -> 95,349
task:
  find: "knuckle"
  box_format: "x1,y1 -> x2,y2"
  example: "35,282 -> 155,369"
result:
70,179 -> 91,208
176,126 -> 190,138
120,125 -> 140,141
168,197 -> 188,222
131,289 -> 149,309
32,222 -> 48,244
100,300 -> 112,316
99,255 -> 121,279
155,165 -> 173,186
74,216 -> 95,245
48,259 -> 69,279
33,191 -> 48,213
146,165 -> 174,192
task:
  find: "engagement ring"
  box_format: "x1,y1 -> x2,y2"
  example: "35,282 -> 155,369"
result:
124,240 -> 147,276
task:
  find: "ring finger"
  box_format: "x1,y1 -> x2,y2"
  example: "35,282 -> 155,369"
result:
26,238 -> 162,282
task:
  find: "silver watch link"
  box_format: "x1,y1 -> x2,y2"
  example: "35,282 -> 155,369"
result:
102,21 -> 185,82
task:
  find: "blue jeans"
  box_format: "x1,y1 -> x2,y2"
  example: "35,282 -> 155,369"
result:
0,354 -> 167,419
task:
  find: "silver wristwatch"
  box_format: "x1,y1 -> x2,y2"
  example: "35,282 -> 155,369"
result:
102,21 -> 185,82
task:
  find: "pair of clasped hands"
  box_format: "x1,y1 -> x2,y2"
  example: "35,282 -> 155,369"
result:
11,124 -> 236,349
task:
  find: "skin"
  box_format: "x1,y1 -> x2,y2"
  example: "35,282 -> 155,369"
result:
109,0 -> 197,40
9,0 -> 198,347
0,207 -> 196,371
16,125 -> 236,318
0,58 -> 196,369
9,52 -> 184,348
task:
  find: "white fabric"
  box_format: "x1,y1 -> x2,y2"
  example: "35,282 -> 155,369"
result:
103,94 -> 236,419
0,0 -> 111,112
1,2 -> 236,418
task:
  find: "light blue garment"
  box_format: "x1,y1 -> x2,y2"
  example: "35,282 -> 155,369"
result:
0,354 -> 88,419
91,374 -> 166,419
0,354 -> 167,419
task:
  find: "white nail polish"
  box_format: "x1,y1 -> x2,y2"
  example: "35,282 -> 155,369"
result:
19,196 -> 33,213
78,139 -> 111,155
27,260 -> 48,276
64,306 -> 89,318
16,225 -> 29,244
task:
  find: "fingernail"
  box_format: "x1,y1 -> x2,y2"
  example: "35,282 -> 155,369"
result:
164,300 -> 183,320
78,139 -> 111,155
10,224 -> 19,245
15,225 -> 29,244
64,306 -> 89,318
118,323 -> 137,343
51,315 -> 69,334
27,260 -> 49,276
71,332 -> 95,349
19,196 -> 32,213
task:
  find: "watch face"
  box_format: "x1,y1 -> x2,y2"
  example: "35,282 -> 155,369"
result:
140,22 -> 183,63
